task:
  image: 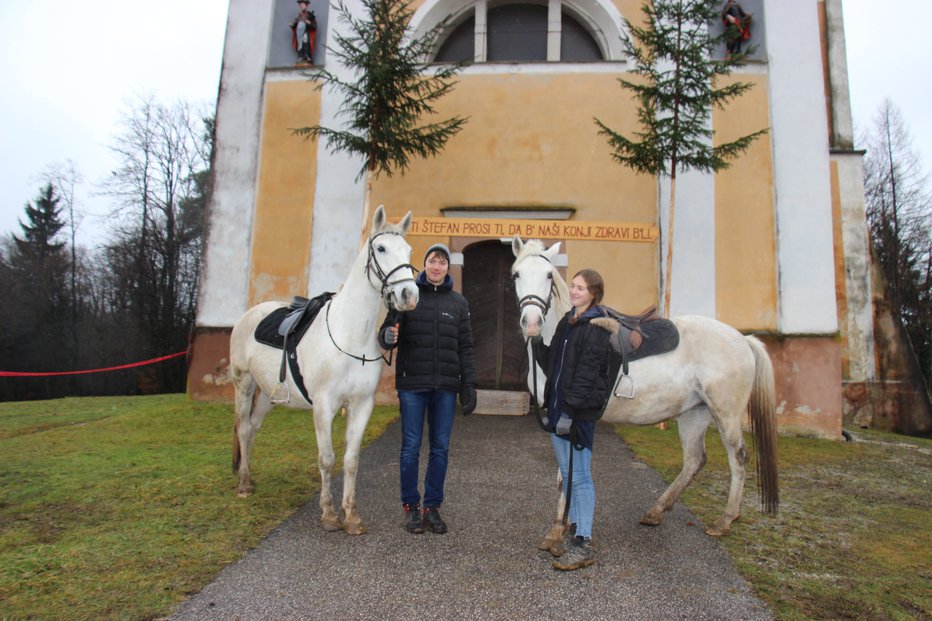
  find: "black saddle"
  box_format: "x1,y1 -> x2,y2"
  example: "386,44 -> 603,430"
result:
604,305 -> 679,364
254,292 -> 334,404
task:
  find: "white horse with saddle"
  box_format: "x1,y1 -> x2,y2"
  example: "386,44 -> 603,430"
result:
510,237 -> 778,549
229,206 -> 418,535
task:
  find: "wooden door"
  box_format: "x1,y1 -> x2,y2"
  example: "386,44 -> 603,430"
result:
462,241 -> 527,390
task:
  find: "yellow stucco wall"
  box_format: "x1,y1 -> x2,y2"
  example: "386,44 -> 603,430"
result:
248,79 -> 321,305
371,72 -> 659,312
252,70 -> 778,326
713,73 -> 777,331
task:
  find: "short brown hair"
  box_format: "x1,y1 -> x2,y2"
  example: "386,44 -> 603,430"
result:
573,268 -> 604,306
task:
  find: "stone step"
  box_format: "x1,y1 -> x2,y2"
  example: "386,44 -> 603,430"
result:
474,389 -> 529,416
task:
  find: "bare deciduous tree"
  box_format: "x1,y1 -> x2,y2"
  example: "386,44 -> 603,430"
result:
862,99 -> 932,388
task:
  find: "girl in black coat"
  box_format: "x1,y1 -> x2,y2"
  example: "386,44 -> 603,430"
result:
534,269 -> 612,570
379,243 -> 477,535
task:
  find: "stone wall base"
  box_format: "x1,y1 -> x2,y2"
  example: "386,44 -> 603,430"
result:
187,328 -> 845,438
843,380 -> 931,436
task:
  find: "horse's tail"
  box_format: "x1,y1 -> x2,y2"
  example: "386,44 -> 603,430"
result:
745,335 -> 779,515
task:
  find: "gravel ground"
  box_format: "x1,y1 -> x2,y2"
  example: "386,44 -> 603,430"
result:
169,414 -> 772,621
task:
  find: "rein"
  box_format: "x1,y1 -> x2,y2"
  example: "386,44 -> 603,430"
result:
324,299 -> 391,366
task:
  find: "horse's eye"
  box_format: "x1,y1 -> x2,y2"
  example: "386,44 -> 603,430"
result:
546,272 -> 553,280
377,245 -> 386,253
512,272 -> 520,280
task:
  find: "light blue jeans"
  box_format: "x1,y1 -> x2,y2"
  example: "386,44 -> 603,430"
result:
551,433 -> 595,538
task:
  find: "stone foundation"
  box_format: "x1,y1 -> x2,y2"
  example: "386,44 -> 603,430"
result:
187,329 -> 846,438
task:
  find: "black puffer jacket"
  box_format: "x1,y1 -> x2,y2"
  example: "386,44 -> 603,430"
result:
379,272 -> 477,392
534,305 -> 613,422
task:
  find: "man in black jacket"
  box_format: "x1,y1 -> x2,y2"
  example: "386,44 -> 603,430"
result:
379,243 -> 478,534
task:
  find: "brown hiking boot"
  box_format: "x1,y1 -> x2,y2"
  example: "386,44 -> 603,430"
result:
403,503 -> 424,534
552,536 -> 595,571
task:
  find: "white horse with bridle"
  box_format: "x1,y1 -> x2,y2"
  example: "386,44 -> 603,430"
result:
229,206 -> 418,535
510,237 -> 778,548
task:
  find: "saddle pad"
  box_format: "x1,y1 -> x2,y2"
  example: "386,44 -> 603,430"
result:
625,318 -> 679,363
604,318 -> 679,385
254,292 -> 333,349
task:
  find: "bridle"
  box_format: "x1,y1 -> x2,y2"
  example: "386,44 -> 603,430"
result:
365,230 -> 418,307
515,252 -> 556,432
514,253 -> 556,319
325,230 -> 417,366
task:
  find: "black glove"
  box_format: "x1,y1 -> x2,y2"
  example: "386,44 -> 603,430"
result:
459,385 -> 477,416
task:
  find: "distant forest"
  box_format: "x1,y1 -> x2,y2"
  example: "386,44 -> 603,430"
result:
0,97 -> 212,401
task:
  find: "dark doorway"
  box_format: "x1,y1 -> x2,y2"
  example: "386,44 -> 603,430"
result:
462,241 -> 527,390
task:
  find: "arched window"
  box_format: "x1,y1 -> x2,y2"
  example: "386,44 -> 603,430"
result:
488,4 -> 549,61
426,0 -> 621,63
435,14 -> 476,62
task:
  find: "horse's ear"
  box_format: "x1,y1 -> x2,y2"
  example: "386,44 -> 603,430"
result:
511,235 -> 524,257
371,205 -> 387,234
399,211 -> 413,234
544,241 -> 561,261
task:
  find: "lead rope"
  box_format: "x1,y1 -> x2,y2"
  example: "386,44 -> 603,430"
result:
528,337 -> 574,528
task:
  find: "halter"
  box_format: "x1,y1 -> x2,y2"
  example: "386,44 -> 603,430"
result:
515,253 -> 556,318
366,231 -> 417,308
324,230 -> 416,366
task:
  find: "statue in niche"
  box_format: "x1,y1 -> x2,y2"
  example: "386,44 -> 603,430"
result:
291,0 -> 317,65
721,0 -> 752,56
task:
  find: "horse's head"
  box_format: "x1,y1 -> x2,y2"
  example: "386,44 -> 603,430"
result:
511,236 -> 562,338
368,205 -> 419,311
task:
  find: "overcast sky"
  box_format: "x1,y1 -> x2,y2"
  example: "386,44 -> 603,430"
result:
0,0 -> 929,248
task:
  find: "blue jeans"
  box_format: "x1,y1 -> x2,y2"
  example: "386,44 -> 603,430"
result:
551,433 -> 595,538
398,390 -> 456,507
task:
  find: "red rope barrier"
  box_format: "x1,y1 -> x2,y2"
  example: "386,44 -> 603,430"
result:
0,351 -> 187,377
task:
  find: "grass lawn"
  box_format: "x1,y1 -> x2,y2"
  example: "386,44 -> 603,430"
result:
613,423 -> 932,621
0,394 -> 398,621
2,394 -> 930,620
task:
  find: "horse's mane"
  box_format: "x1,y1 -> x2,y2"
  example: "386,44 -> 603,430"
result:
514,239 -> 571,316
551,269 -> 571,315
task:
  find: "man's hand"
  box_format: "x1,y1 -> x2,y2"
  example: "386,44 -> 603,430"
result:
459,385 -> 477,416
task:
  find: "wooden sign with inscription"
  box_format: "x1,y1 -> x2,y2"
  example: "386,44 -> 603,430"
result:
403,217 -> 658,243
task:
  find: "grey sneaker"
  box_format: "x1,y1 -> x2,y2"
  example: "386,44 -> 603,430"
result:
549,523 -> 576,557
552,536 -> 595,571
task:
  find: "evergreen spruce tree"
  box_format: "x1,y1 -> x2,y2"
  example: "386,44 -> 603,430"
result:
14,182 -> 67,262
595,0 -> 767,315
294,0 -> 468,234
8,183 -> 71,388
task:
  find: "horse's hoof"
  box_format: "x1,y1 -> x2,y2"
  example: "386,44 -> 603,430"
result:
639,512 -> 662,526
538,525 -> 565,551
236,484 -> 254,498
705,518 -> 732,537
344,521 -> 367,536
321,517 -> 343,532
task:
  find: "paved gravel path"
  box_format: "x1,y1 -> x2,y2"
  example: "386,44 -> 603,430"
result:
170,414 -> 772,620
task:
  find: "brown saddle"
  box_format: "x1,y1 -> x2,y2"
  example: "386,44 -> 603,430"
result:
608,305 -> 662,352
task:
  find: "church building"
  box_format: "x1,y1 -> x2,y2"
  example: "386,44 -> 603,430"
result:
188,0 -> 877,439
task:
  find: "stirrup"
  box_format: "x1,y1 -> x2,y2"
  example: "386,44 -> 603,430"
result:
614,374 -> 635,399
270,382 -> 291,405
